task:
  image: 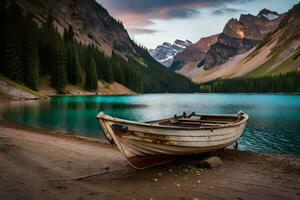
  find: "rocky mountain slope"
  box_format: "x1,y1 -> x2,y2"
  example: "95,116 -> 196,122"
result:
170,34 -> 219,71
14,0 -> 136,58
174,6 -> 299,83
204,9 -> 283,70
258,9 -> 280,20
149,40 -> 192,67
187,3 -> 300,83
243,3 -> 300,77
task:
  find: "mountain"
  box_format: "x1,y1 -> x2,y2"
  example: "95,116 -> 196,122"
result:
0,0 -> 198,94
13,0 -> 135,58
170,34 -> 219,71
187,3 -> 300,83
258,8 -> 280,20
174,8 -> 291,82
173,9 -> 283,78
149,40 -> 192,67
203,10 -> 283,70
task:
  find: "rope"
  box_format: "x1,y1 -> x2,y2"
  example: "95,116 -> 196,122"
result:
48,169 -> 115,182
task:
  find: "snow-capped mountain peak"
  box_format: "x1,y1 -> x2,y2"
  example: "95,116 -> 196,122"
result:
149,40 -> 192,67
258,9 -> 279,20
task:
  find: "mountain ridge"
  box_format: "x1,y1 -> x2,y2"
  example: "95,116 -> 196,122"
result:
14,0 -> 135,58
172,6 -> 300,83
203,9 -> 284,69
149,39 -> 192,67
170,34 -> 219,71
195,3 -> 299,83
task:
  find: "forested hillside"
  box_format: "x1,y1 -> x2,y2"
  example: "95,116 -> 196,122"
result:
0,1 -> 198,94
199,71 -> 300,93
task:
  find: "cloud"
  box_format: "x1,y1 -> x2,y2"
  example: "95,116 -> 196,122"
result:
128,28 -> 160,35
212,8 -> 244,16
168,8 -> 200,19
97,0 -> 206,27
97,0 -> 253,34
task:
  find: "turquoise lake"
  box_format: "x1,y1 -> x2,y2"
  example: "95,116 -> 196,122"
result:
2,94 -> 300,156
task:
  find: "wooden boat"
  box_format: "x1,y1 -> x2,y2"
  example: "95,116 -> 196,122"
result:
96,111 -> 249,169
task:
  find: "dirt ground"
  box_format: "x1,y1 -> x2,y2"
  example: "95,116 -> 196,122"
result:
0,121 -> 299,200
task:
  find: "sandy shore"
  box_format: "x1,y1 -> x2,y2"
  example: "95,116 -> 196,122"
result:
0,120 -> 299,200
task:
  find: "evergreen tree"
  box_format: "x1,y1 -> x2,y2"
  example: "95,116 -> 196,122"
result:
51,38 -> 67,93
85,55 -> 98,91
3,38 -> 22,82
0,0 -> 5,73
66,42 -> 81,84
104,58 -> 114,83
22,14 -> 39,91
64,25 -> 74,42
2,1 -> 23,82
40,13 -> 57,75
198,72 -> 300,93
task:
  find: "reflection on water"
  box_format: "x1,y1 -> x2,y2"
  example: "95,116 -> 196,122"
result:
2,94 -> 300,155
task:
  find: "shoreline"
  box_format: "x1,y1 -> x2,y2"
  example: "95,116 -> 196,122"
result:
12,92 -> 300,100
0,116 -> 300,199
1,108 -> 299,158
2,92 -> 300,103
1,75 -> 299,102
0,118 -> 108,145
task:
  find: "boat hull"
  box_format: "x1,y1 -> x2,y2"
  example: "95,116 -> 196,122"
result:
97,113 -> 248,169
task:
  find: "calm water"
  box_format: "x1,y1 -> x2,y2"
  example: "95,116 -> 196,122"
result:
2,94 -> 300,156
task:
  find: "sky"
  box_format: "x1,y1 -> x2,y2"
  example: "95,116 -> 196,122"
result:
97,0 -> 299,49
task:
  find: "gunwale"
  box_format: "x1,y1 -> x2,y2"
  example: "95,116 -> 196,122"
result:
96,112 -> 249,130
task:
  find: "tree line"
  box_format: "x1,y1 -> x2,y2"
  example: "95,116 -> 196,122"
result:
199,72 -> 300,93
0,1 -> 198,93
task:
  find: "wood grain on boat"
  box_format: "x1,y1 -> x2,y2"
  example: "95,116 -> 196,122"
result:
97,112 -> 249,169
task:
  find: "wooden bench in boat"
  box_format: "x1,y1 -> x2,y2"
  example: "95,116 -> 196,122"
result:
178,119 -> 231,124
158,119 -> 235,127
155,112 -> 240,127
